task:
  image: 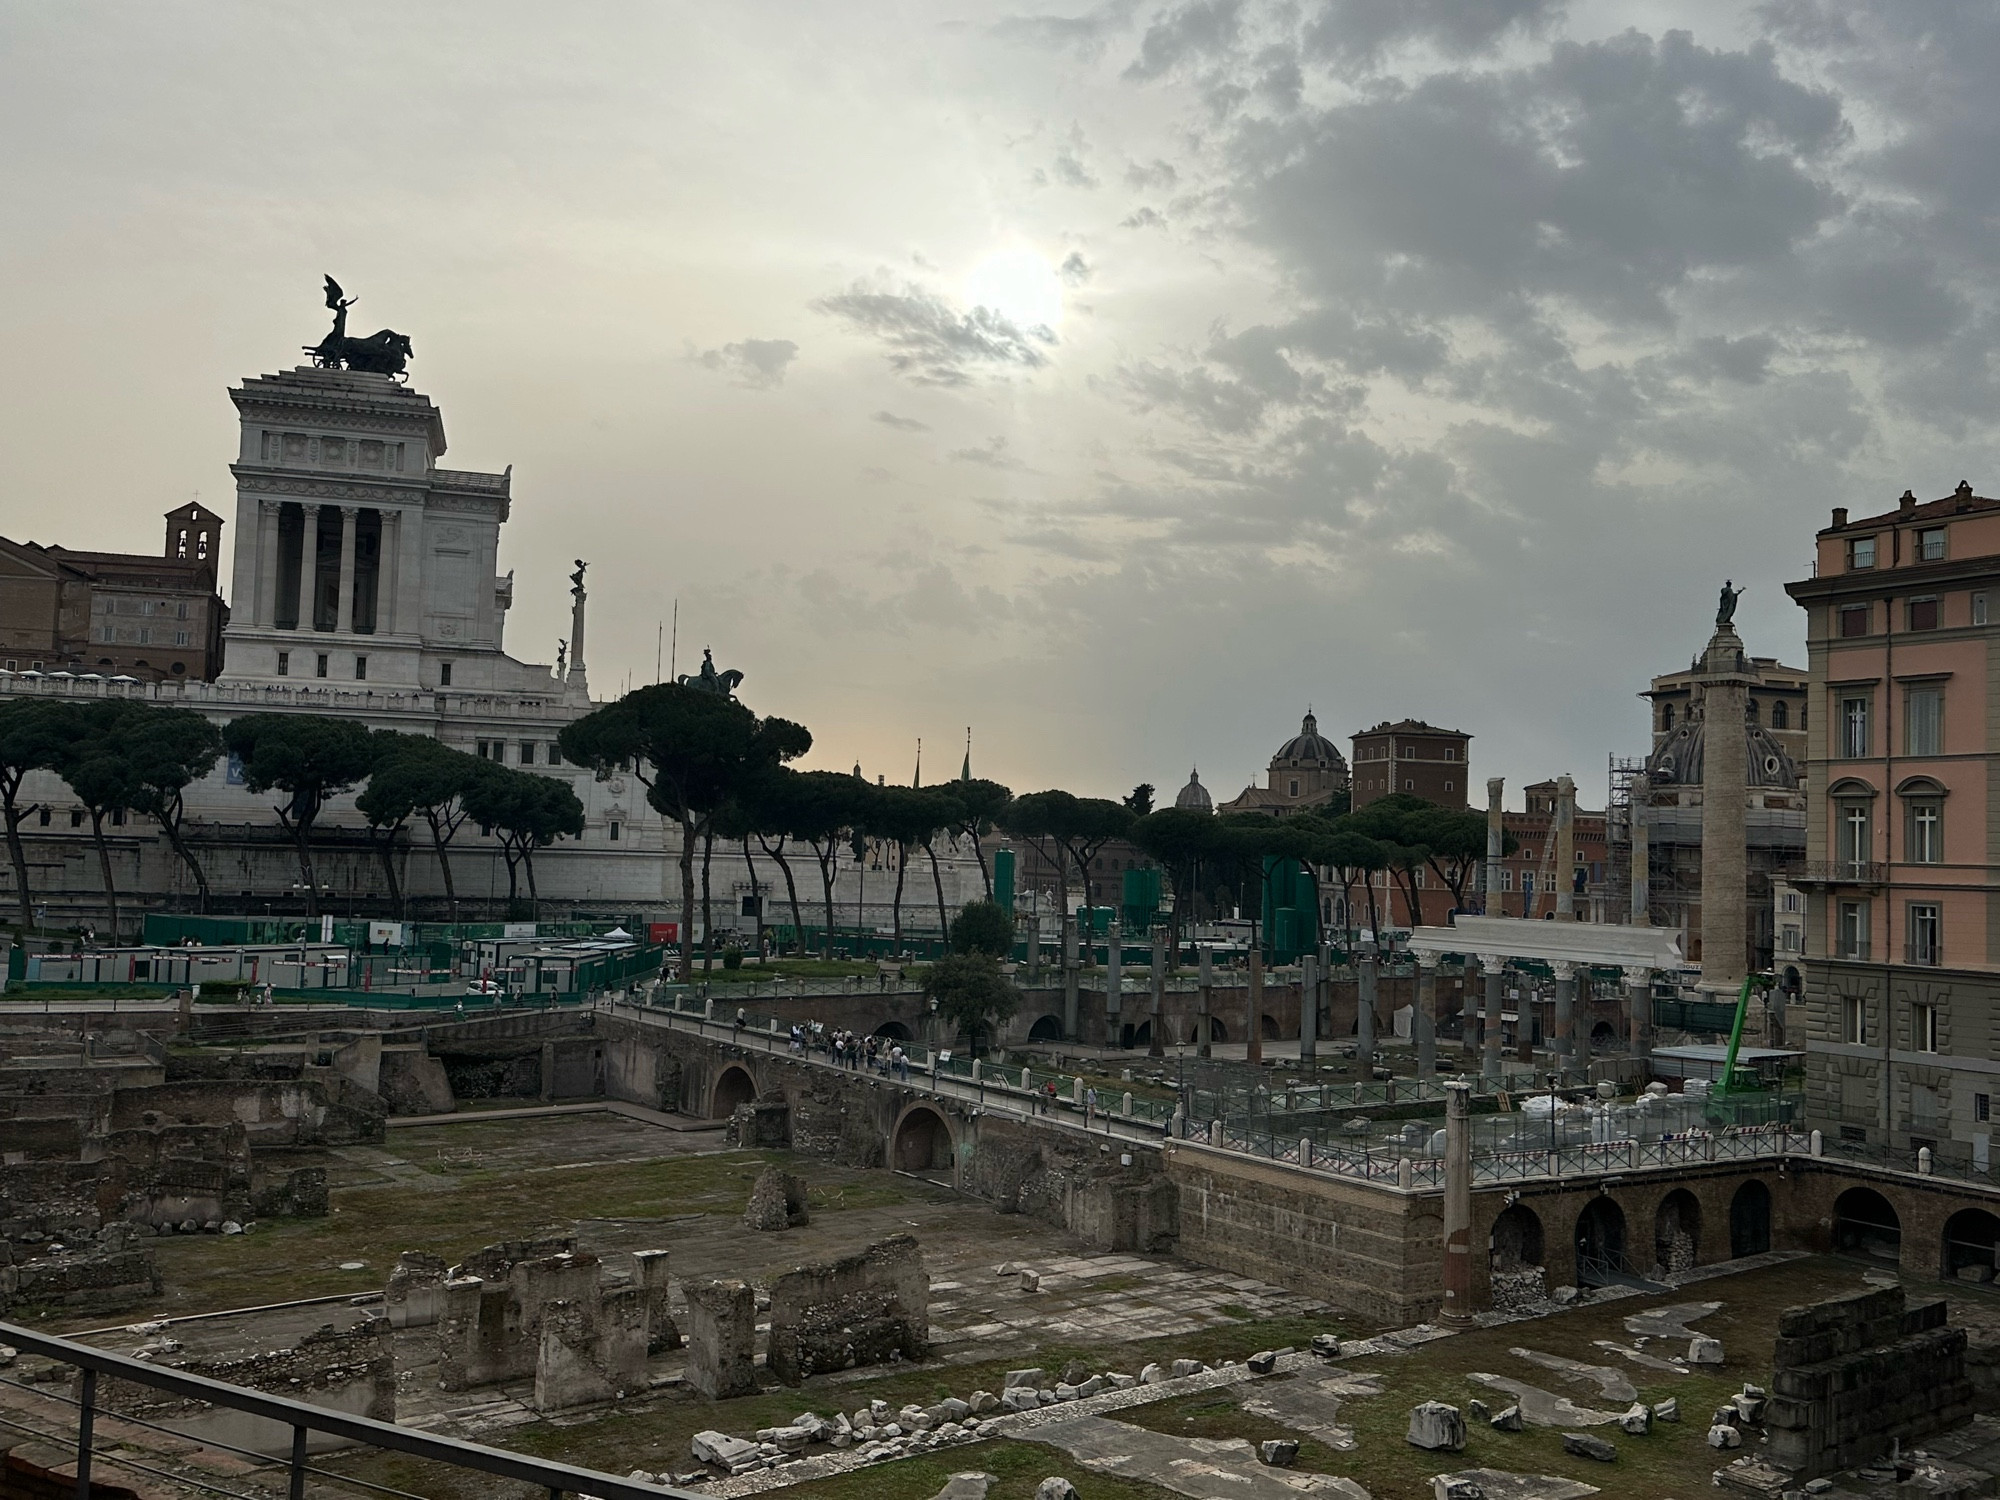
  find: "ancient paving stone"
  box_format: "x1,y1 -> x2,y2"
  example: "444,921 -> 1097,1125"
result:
1589,1338 -> 1687,1374
1506,1348 -> 1638,1403
1621,1301 -> 1722,1341
1242,1376 -> 1360,1452
1021,1412 -> 1371,1500
1469,1374 -> 1622,1429
1431,1469 -> 1599,1500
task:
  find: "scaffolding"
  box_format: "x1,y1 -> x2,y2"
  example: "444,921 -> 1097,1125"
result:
1603,754 -> 1645,923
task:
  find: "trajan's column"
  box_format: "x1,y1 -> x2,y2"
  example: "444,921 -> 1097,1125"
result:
1696,582 -> 1753,997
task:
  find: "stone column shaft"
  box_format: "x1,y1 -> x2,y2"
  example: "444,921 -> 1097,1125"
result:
1197,946 -> 1213,1059
1441,1080 -> 1474,1323
1300,954 -> 1318,1063
1552,960 -> 1576,1080
1106,920 -> 1123,1046
1479,954 -> 1504,1083
1061,915 -> 1079,1041
1148,928 -> 1166,1059
1630,811 -> 1650,925
1415,955 -> 1438,1079
1246,948 -> 1264,1064
1357,947 -> 1377,1073
1626,968 -> 1653,1062
1555,774 -> 1577,920
1484,778 -> 1505,915
1700,671 -> 1750,991
256,501 -> 281,628
299,502 -> 322,630
335,506 -> 359,634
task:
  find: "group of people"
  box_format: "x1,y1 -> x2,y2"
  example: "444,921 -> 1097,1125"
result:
766,1017 -> 911,1081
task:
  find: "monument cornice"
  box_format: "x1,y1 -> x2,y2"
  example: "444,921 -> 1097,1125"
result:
229,467 -> 426,506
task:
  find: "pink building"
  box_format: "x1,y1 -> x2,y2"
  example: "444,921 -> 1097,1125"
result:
1786,483 -> 2000,1163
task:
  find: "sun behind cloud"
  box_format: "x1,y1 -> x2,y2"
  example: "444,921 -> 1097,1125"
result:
962,246 -> 1064,332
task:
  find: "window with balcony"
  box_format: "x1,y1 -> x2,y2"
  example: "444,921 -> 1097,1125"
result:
1907,797 -> 1943,863
1839,604 -> 1871,637
1841,695 -> 1870,758
1918,527 -> 1948,561
1913,1002 -> 1941,1052
1906,686 -> 1942,756
1909,596 -> 1941,631
1850,536 -> 1877,568
1843,991 -> 1867,1043
1908,902 -> 1943,967
1838,900 -> 1871,961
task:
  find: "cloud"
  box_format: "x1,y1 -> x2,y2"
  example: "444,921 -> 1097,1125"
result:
872,410 -> 931,431
990,1 -> 1138,61
1059,251 -> 1092,285
1121,206 -> 1167,229
948,435 -> 1033,471
812,281 -> 1056,385
1302,0 -> 1564,71
1124,0 -> 1245,81
1125,158 -> 1178,190
693,337 -> 798,388
1048,124 -> 1099,189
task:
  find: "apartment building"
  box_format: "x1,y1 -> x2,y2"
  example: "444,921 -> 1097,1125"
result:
1785,483 -> 2000,1163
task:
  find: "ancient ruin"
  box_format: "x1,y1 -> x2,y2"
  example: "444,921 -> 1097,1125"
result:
767,1233 -> 929,1383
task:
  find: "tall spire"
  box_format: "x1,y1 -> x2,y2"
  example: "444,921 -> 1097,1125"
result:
961,726 -> 972,782
913,737 -> 922,788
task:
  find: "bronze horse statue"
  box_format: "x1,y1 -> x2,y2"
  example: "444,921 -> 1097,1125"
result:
677,647 -> 744,697
306,276 -> 414,379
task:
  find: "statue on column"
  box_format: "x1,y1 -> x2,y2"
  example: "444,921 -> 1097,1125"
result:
555,640 -> 568,676
570,560 -> 587,596
1716,579 -> 1743,627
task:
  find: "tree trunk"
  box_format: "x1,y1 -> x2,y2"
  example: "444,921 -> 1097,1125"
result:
157,807 -> 211,914
285,810 -> 320,917
925,840 -> 950,950
89,810 -> 119,943
972,833 -> 992,897
427,811 -> 459,923
677,812 -> 697,980
1069,846 -> 1094,963
1397,866 -> 1423,929
700,824 -> 715,970
524,844 -> 540,918
503,843 -> 520,903
740,837 -> 761,954
891,842 -> 908,951
1,775 -> 32,928
816,846 -> 837,958
760,835 -> 806,953
373,825 -> 404,918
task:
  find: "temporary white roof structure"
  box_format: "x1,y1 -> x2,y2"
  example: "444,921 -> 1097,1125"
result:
1406,915 -> 1682,974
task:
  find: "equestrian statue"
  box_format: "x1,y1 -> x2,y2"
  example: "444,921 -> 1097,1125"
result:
306,276 -> 414,379
678,647 -> 744,698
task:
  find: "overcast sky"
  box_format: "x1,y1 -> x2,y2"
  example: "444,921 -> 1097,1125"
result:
3,2 -> 1994,810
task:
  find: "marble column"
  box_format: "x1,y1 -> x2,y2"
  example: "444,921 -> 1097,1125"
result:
1484,777 -> 1505,915
1299,953 -> 1318,1063
1415,952 -> 1439,1079
1061,915 -> 1079,1041
1629,808 -> 1650,924
1626,967 -> 1653,1063
1555,774 -> 1577,919
335,507 -> 359,635
1106,920 -> 1123,1047
1575,972 -> 1593,1081
379,509 -> 401,635
1698,624 -> 1752,994
256,500 -> 281,627
1246,947 -> 1264,1064
1479,952 -> 1505,1083
1552,960 -> 1576,1080
396,501 -> 425,638
300,503 -> 322,630
1356,942 -> 1377,1074
1148,928 -> 1166,1059
1197,946 -> 1213,1059
1025,913 -> 1041,986
1441,1080 -> 1474,1324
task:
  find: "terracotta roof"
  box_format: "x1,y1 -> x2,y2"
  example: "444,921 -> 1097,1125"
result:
1829,481 -> 2000,533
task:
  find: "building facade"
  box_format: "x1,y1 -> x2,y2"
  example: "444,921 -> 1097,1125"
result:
1487,779 -> 1611,922
0,502 -> 228,682
1785,483 -> 2000,1162
1349,720 -> 1471,809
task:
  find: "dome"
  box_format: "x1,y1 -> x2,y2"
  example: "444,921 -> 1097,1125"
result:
1645,707 -> 1799,789
1175,768 -> 1214,812
1274,712 -> 1348,771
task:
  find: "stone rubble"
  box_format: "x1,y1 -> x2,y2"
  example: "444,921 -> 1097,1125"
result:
1409,1401 -> 1468,1451
1561,1432 -> 1617,1463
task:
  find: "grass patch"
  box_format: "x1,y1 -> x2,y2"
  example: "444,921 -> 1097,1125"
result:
1116,1388 -> 1351,1472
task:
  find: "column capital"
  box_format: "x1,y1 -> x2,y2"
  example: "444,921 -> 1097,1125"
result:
1551,960 -> 1577,980
1414,950 -> 1442,970
340,505 -> 360,519
1475,953 -> 1505,970
258,497 -> 281,514
1623,967 -> 1654,984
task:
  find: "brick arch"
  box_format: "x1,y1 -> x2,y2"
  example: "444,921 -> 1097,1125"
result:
891,1100 -> 957,1177
1652,1188 -> 1702,1277
710,1063 -> 757,1119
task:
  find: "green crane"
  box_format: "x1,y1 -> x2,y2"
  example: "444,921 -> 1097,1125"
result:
1704,971 -> 1777,1124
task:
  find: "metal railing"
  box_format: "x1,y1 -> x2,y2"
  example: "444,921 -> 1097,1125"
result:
0,1318 -> 694,1500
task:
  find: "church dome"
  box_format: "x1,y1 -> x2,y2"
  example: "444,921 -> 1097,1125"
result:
1646,709 -> 1799,789
1275,712 -> 1348,771
1175,768 -> 1214,812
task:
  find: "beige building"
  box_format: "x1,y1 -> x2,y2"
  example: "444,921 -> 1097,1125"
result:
1786,483 -> 2000,1163
0,503 -> 228,682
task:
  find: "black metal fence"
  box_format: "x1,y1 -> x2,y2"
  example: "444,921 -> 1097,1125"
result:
0,1319 -> 695,1500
